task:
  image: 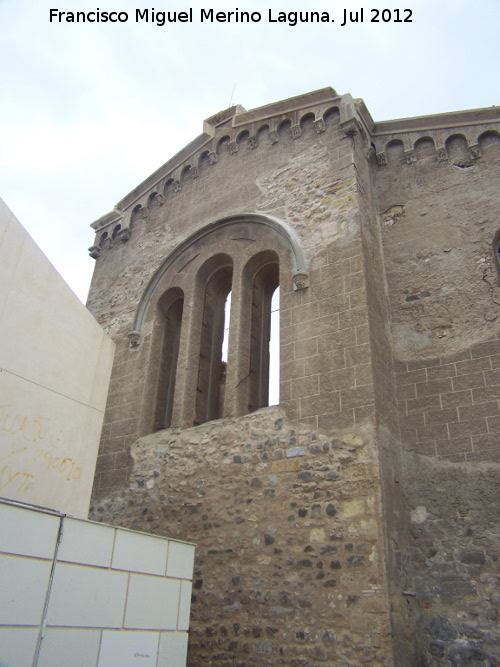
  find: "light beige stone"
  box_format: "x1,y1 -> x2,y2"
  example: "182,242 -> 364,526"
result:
0,198 -> 114,516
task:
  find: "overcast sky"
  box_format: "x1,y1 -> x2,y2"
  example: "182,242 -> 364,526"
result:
1,0 -> 499,303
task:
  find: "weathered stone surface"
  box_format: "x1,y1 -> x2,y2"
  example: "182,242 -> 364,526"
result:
406,454 -> 500,665
87,89 -> 500,666
89,407 -> 391,665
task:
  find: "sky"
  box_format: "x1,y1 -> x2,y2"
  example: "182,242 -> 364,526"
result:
1,0 -> 499,303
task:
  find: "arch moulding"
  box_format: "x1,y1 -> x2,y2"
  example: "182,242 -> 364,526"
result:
130,212 -> 310,338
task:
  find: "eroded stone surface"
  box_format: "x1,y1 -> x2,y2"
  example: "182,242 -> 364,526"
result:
87,90 -> 500,665
404,453 -> 500,666
90,407 -> 393,666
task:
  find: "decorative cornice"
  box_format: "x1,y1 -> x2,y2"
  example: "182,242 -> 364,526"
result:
231,87 -> 339,127
89,89 -> 500,253
269,130 -> 279,145
470,144 -> 481,159
372,106 -> 500,136
91,209 -> 123,232
91,89 -> 343,229
127,330 -> 141,348
203,105 -> 246,134
405,149 -> 417,165
314,119 -> 326,134
292,271 -> 310,291
340,118 -> 362,137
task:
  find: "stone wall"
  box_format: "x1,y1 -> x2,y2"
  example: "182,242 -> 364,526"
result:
87,89 -> 402,663
374,116 -> 500,664
405,454 -> 500,667
88,90 -> 368,496
356,131 -> 417,663
87,89 -> 500,665
90,407 -> 393,666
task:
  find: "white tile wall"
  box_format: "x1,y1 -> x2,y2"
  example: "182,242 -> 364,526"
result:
177,581 -> 193,632
166,541 -> 196,580
0,503 -> 60,559
158,632 -> 189,667
0,501 -> 195,667
46,562 -> 128,628
0,554 -> 52,626
38,628 -> 101,667
98,630 -> 159,667
124,575 -> 180,631
58,517 -> 115,568
0,627 -> 39,667
112,527 -> 169,576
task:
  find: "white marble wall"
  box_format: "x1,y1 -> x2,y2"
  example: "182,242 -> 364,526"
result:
0,500 -> 194,666
0,198 -> 114,516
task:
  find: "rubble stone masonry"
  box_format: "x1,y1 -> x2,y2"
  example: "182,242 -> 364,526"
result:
91,408 -> 392,665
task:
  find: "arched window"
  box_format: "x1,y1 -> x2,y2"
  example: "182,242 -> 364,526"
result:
154,288 -> 184,430
195,256 -> 233,425
131,214 -> 308,433
243,251 -> 280,413
268,287 -> 280,406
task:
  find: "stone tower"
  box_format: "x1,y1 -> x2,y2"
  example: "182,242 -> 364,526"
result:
87,88 -> 500,666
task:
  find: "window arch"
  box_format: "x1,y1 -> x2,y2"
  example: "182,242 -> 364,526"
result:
154,288 -> 184,430
194,255 -> 233,425
131,214 -> 308,432
243,251 -> 280,413
268,288 -> 280,406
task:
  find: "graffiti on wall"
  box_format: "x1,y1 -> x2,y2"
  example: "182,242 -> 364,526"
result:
0,404 -> 82,499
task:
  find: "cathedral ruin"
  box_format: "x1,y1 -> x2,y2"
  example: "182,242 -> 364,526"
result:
87,87 -> 500,666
